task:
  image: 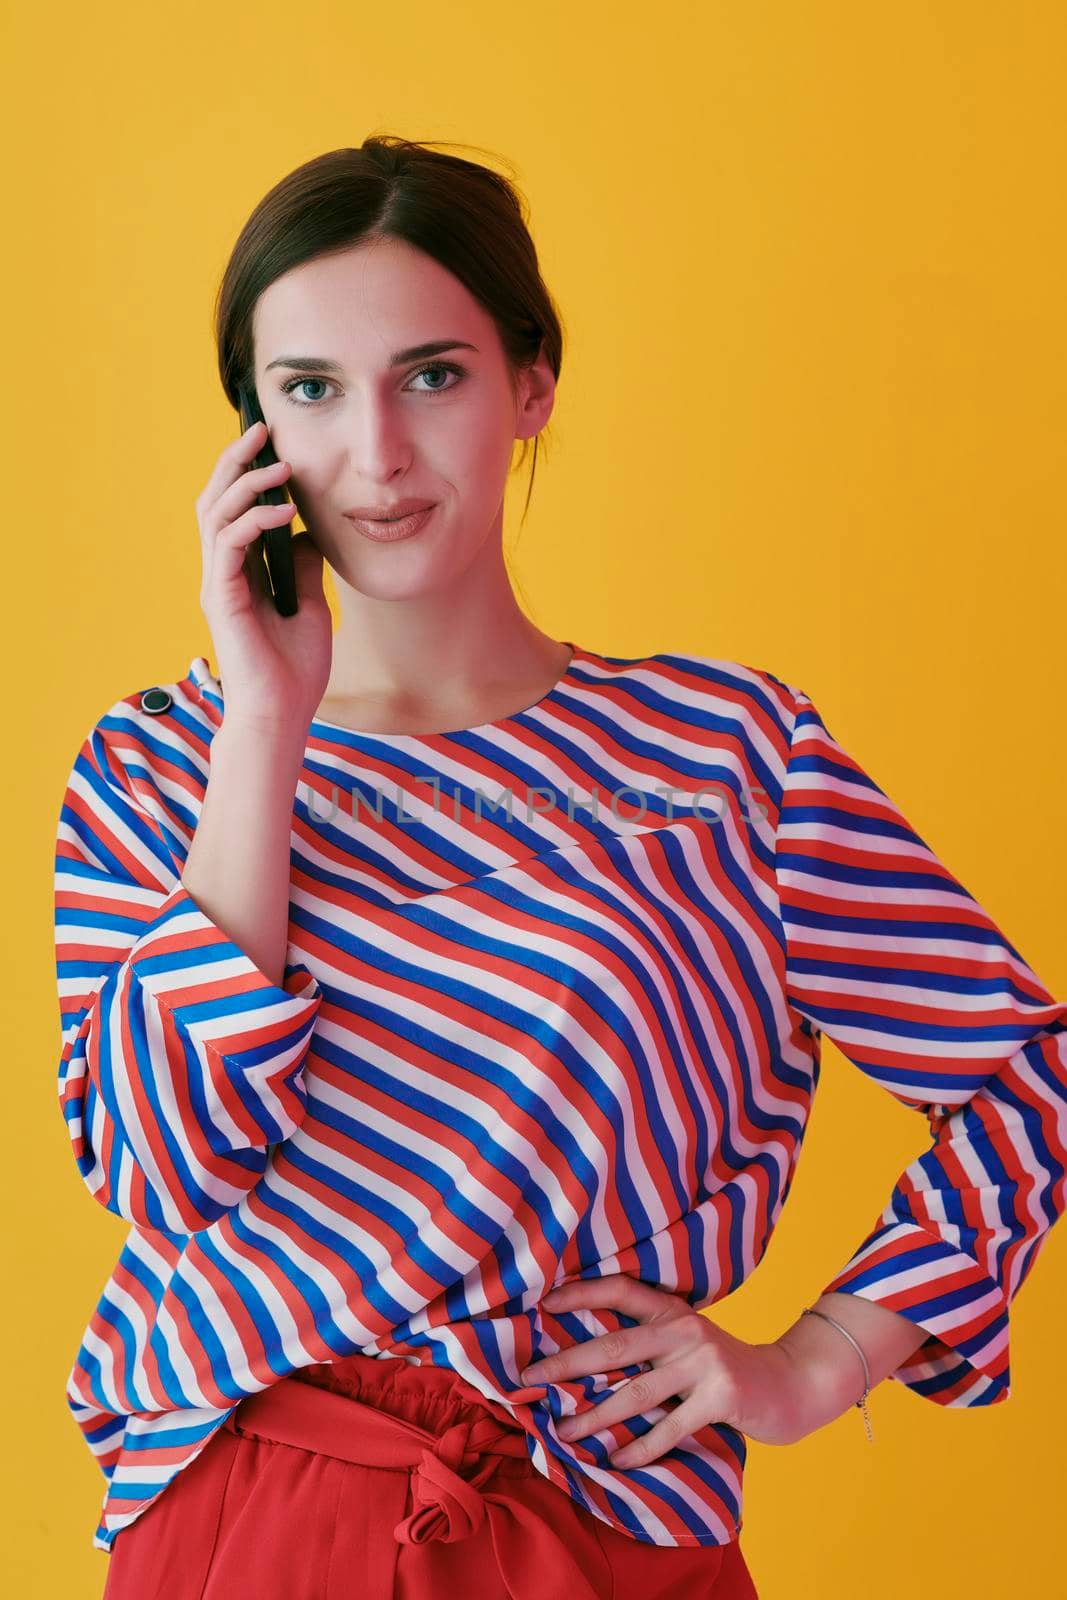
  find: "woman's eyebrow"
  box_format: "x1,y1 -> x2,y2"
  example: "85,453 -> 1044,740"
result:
264,340 -> 479,375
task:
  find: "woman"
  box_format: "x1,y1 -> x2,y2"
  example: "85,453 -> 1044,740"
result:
55,137 -> 1066,1599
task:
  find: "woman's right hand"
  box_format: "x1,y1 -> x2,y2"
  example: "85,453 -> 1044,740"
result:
195,418 -> 333,737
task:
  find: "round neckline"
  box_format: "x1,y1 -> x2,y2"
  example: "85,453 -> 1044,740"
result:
305,640 -> 585,745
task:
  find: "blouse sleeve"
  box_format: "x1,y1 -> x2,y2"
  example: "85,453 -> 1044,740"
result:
54,710 -> 323,1235
774,686 -> 1067,1405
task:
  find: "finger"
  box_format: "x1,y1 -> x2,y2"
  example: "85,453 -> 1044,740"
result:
555,1366 -> 676,1444
608,1392 -> 710,1470
198,422 -> 268,560
520,1323 -> 666,1386
242,532 -> 273,604
210,501 -> 297,594
196,435 -> 292,590
542,1273 -> 675,1322
210,458 -> 293,538
196,422 -> 268,553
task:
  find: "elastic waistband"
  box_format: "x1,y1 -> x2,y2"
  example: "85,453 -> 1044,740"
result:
289,1348 -> 524,1437
227,1372 -> 529,1476
224,1372 -> 533,1551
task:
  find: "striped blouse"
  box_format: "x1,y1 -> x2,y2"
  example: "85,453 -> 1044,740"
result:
54,644 -> 1067,1554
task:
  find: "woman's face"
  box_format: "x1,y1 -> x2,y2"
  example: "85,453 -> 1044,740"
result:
250,236 -> 554,601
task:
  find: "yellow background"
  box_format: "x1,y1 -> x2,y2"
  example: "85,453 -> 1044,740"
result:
4,2 -> 1065,1595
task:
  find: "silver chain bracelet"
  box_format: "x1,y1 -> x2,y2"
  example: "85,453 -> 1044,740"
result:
801,1307 -> 875,1442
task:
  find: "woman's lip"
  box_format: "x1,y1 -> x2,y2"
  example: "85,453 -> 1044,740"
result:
344,505 -> 437,541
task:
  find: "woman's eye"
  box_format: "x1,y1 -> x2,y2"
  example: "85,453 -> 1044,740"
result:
279,361 -> 466,407
280,376 -> 335,406
408,361 -> 465,394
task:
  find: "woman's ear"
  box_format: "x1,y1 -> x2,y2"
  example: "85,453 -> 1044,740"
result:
515,345 -> 556,439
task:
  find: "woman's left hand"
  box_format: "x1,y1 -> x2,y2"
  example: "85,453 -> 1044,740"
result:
519,1273 -> 813,1466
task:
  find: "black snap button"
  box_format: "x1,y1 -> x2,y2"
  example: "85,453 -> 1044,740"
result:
140,687 -> 173,716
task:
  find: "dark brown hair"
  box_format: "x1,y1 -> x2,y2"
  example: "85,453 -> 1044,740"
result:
213,136 -> 565,527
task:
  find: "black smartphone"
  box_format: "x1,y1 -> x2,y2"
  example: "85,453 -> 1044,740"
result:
236,382 -> 299,616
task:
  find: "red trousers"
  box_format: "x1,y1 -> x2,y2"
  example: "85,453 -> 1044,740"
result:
102,1352 -> 758,1599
